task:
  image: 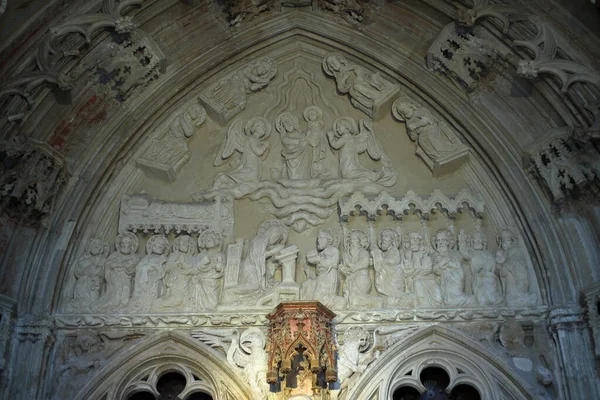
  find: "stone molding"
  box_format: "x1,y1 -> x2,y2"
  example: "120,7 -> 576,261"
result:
547,306 -> 587,332
0,294 -> 16,371
581,282 -> 600,360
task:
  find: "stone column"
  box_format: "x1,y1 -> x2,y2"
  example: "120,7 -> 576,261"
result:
548,307 -> 600,399
2,317 -> 54,400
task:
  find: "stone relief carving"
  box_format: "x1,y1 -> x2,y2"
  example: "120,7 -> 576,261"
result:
0,137 -> 68,224
193,327 -> 271,398
427,23 -> 508,91
322,53 -> 399,121
454,0 -> 513,33
68,238 -> 109,311
496,227 -> 537,306
200,58 -> 277,124
193,229 -> 226,311
301,229 -> 348,310
51,331 -> 144,400
0,0 -> 165,121
136,102 -> 207,182
392,96 -> 469,176
119,193 -> 234,238
316,0 -> 383,27
129,235 -> 169,312
0,295 -> 16,372
402,231 -> 442,307
196,111 -> 398,233
581,282 -> 600,361
92,232 -> 140,312
221,0 -> 276,26
432,229 -> 476,307
526,128 -> 600,204
459,225 -> 503,306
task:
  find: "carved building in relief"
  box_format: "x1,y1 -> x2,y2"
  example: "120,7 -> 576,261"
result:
2,1 -> 600,400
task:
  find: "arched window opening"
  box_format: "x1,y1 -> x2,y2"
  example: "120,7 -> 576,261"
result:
393,386 -> 421,400
156,372 -> 187,400
127,392 -> 156,400
184,392 -> 214,400
450,384 -> 481,400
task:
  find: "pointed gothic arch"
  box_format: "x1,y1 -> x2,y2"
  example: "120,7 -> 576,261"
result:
73,331 -> 252,400
347,325 -> 537,400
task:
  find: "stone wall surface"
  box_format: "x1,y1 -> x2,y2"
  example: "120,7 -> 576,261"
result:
0,1 -> 599,399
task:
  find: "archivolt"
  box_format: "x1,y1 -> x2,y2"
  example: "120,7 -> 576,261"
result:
347,325 -> 536,400
73,331 -> 252,400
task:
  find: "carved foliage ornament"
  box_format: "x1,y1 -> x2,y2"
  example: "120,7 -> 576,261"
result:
0,137 -> 68,224
0,0 -> 165,121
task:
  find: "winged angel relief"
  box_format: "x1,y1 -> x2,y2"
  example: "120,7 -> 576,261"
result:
195,111 -> 397,232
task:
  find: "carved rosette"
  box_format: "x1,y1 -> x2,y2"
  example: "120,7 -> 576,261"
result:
266,301 -> 337,395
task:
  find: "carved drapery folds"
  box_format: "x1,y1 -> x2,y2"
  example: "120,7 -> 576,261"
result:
266,302 -> 337,397
526,128 -> 600,204
136,101 -> 207,182
199,57 -> 278,125
392,97 -> 470,176
0,0 -> 166,121
0,137 -> 68,224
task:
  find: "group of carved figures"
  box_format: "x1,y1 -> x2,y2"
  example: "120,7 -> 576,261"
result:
301,226 -> 537,310
69,229 -> 226,313
70,222 -> 537,312
212,105 -> 395,190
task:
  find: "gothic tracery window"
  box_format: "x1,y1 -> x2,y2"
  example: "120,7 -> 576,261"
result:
393,366 -> 480,400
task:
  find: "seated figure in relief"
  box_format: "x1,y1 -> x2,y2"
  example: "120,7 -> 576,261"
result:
323,53 -> 397,118
496,228 -> 537,306
153,235 -> 196,311
192,229 -> 225,311
129,235 -> 169,312
340,229 -> 383,308
327,117 -> 396,186
459,229 -> 503,306
70,238 -> 108,311
213,117 -> 272,188
401,231 -> 442,307
227,219 -> 288,301
92,233 -> 139,312
301,228 -> 347,310
431,229 -> 476,307
274,112 -> 310,180
371,228 -> 415,307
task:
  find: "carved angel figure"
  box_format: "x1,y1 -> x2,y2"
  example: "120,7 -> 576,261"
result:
153,235 -> 197,311
301,229 -> 347,309
392,97 -> 467,172
371,228 -> 414,307
213,117 -> 272,188
193,229 -> 225,310
235,219 -> 287,296
323,53 -> 394,117
275,112 -> 310,180
227,328 -> 270,398
92,233 -> 139,312
431,229 -> 476,307
402,231 -> 442,307
340,229 -> 383,308
303,106 -> 329,179
459,229 -> 503,306
327,117 -> 396,186
496,228 -> 537,306
211,56 -> 277,112
71,238 -> 108,310
129,235 -> 169,312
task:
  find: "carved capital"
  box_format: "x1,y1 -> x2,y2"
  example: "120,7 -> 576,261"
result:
547,307 -> 587,333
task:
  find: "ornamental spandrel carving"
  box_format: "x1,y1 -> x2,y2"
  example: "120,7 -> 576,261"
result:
0,137 -> 68,224
316,0 -> 383,27
199,57 -> 277,124
392,96 -> 470,177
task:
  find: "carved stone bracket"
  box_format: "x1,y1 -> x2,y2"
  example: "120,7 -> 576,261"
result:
0,295 -> 16,371
455,0 -> 514,34
0,137 -> 69,225
526,128 -> 600,204
547,307 -> 587,333
427,23 -> 509,91
0,0 -> 166,121
339,190 -> 485,221
119,193 -> 234,238
581,283 -> 600,361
